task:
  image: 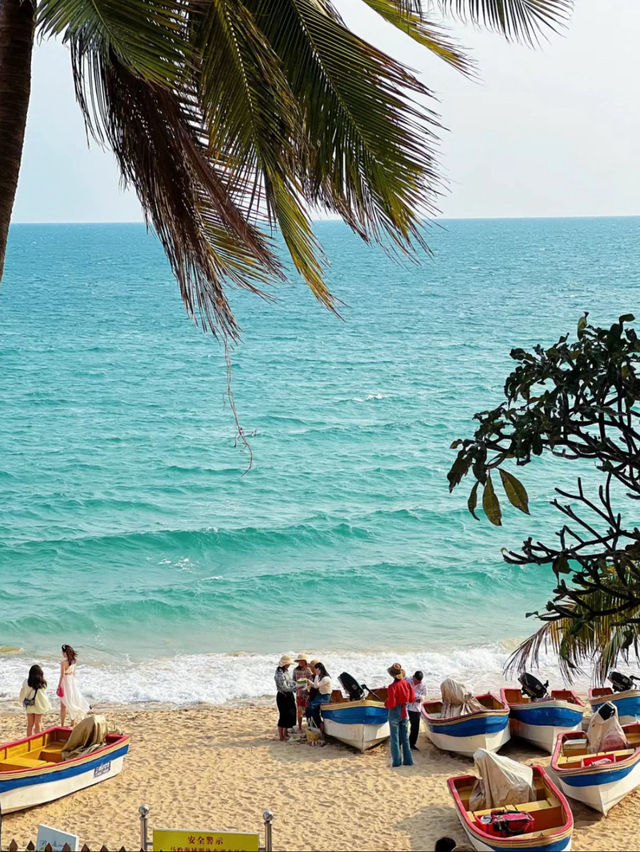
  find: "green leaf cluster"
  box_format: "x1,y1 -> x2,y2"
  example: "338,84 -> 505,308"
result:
34,0 -> 571,338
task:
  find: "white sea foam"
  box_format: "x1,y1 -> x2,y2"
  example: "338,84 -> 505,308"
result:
0,642 -> 616,711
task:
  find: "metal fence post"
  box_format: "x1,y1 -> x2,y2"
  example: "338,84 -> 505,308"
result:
139,804 -> 150,850
263,810 -> 273,852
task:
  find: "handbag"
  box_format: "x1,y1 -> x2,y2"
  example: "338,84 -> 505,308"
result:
23,687 -> 38,709
56,685 -> 64,698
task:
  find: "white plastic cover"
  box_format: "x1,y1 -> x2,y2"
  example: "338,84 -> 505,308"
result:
440,678 -> 484,719
468,748 -> 535,811
587,703 -> 629,753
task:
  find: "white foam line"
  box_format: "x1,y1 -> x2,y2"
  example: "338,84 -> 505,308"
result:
0,644 -> 629,710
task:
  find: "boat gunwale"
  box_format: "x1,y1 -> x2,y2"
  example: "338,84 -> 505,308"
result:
448,765 -> 574,846
551,725 -> 640,777
0,726 -> 129,778
588,686 -> 640,704
501,687 -> 585,710
323,698 -> 386,711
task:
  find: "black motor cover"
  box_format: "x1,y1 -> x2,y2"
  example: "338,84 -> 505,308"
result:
519,673 -> 549,701
597,701 -> 617,720
609,671 -> 638,693
339,671 -> 366,702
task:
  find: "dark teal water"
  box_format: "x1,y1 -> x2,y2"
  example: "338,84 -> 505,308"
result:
1,218 -> 639,704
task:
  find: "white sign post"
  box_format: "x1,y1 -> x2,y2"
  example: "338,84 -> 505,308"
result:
36,824 -> 79,852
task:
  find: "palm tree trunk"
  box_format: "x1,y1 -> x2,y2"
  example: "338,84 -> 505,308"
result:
0,0 -> 36,282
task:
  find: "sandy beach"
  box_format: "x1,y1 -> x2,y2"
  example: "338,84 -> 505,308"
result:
1,705 -> 638,851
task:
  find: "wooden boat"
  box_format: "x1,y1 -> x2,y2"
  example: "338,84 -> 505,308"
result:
422,694 -> 510,757
550,723 -> 640,814
501,687 -> 585,753
589,686 -> 640,725
0,725 -> 129,813
321,687 -> 389,752
448,765 -> 574,851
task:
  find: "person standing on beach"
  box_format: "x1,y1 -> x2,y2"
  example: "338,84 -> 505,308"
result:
406,670 -> 426,751
293,653 -> 314,732
275,655 -> 297,740
58,644 -> 90,726
385,662 -> 415,767
306,662 -> 332,731
19,664 -> 51,736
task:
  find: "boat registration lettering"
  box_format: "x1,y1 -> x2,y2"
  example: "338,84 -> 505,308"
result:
94,761 -> 111,778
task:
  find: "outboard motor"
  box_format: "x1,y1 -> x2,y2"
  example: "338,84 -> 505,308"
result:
339,672 -> 366,702
596,701 -> 617,721
609,671 -> 640,693
519,673 -> 549,701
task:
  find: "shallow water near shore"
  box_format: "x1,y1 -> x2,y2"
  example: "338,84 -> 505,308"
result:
2,217 -> 640,704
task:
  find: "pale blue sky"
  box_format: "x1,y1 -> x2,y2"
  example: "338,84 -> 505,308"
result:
12,1 -> 640,223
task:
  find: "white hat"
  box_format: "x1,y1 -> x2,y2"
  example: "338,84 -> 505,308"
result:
279,654 -> 293,667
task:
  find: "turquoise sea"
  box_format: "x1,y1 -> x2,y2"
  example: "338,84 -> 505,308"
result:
2,217 -> 640,706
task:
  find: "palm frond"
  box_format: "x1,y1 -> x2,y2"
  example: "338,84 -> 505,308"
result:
70,38 -> 284,339
38,0 -> 191,85
361,0 -> 474,75
249,0 -> 443,256
438,0 -> 572,45
506,573 -> 640,683
193,0 -> 328,304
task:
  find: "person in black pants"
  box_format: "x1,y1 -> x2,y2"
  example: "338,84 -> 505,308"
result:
406,670 -> 426,750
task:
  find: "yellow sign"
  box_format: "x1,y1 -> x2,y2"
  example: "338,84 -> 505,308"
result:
152,828 -> 260,852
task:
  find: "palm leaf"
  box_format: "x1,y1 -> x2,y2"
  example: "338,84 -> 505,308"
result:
506,567 -> 640,683
70,37 -> 283,339
38,0 -> 191,85
249,0 -> 443,255
438,0 -> 572,45
193,0 -> 329,304
361,0 -> 474,75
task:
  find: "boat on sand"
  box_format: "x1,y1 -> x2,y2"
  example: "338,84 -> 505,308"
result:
588,671 -> 640,725
0,717 -> 129,813
551,706 -> 640,814
501,674 -> 585,753
422,680 -> 510,757
449,756 -> 573,852
321,673 -> 389,752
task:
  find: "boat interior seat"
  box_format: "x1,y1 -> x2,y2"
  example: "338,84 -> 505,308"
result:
468,802 -> 566,836
557,747 -> 635,765
468,798 -> 555,819
38,747 -> 64,762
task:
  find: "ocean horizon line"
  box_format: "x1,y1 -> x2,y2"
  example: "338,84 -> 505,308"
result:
8,213 -> 640,227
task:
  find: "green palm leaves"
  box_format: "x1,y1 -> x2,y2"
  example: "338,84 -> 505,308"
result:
34,0 -> 571,337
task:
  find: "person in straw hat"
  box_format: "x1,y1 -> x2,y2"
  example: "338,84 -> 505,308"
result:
274,655 -> 297,740
384,662 -> 415,767
293,653 -> 314,732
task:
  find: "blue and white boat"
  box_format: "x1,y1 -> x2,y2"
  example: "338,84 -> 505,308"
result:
502,687 -> 585,753
0,724 -> 129,813
321,688 -> 389,752
422,693 -> 510,757
589,686 -> 640,725
449,764 -> 574,851
551,722 -> 640,814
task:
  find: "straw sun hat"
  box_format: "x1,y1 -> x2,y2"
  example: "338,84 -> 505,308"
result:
294,652 -> 308,663
279,654 -> 294,667
387,662 -> 405,680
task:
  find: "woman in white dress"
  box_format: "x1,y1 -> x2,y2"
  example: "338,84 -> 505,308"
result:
58,644 -> 90,726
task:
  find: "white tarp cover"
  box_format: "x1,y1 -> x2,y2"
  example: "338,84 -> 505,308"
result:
62,714 -> 109,760
440,678 -> 484,719
587,703 -> 629,754
468,748 -> 535,811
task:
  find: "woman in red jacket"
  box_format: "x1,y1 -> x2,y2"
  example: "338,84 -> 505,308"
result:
385,663 -> 415,767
